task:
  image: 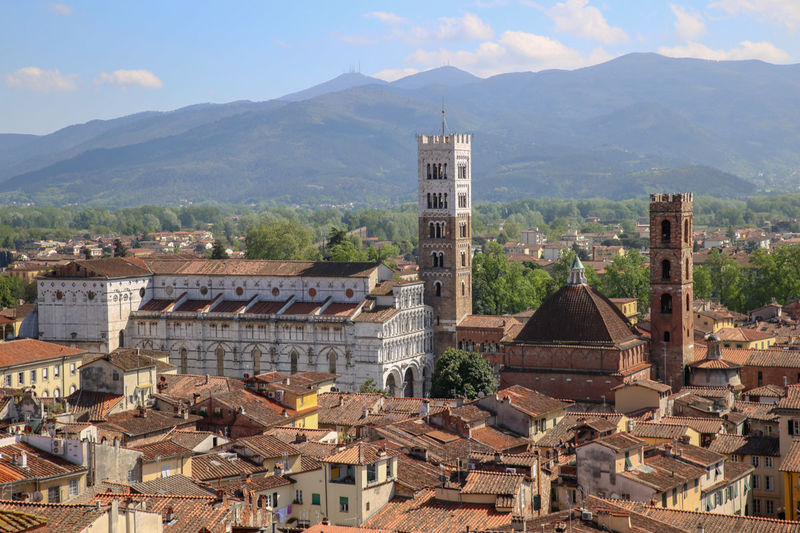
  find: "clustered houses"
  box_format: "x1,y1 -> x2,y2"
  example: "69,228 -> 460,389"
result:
38,258 -> 433,396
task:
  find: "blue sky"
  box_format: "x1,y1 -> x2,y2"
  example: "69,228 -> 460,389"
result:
2,0 -> 798,134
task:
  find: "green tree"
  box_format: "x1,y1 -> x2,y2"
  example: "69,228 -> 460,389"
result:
550,249 -> 601,288
602,249 -> 651,312
359,378 -> 389,396
693,264 -> 712,300
430,348 -> 497,399
472,242 -> 554,314
244,221 -> 320,260
112,239 -> 128,258
210,240 -> 229,259
327,227 -> 348,248
327,240 -> 368,262
704,249 -> 745,311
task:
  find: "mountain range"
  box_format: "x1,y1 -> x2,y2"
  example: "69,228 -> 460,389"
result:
2,53 -> 799,207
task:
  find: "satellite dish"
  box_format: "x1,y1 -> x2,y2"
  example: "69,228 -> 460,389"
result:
30,491 -> 43,502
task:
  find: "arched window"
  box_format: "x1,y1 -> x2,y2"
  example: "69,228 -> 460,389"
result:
69,385 -> 76,394
661,260 -> 671,281
686,294 -> 690,312
461,251 -> 466,267
438,164 -> 442,179
427,163 -> 431,179
436,224 -> 442,239
118,330 -> 125,348
660,293 -> 672,314
438,252 -> 444,268
427,193 -> 432,209
53,388 -> 60,399
432,253 -> 438,268
434,282 -> 442,297
386,375 -> 396,396
328,351 -> 337,374
432,164 -> 438,179
461,281 -> 466,296
290,351 -> 298,375
684,219 -> 689,244
216,347 -> 225,376
664,331 -> 670,342
438,193 -> 442,208
443,193 -> 448,209
443,163 -> 447,179
429,223 -> 435,238
661,220 -> 671,242
180,348 -> 188,374
686,258 -> 690,279
253,348 -> 261,375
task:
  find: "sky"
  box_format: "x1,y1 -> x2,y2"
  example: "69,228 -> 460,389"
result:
2,0 -> 799,135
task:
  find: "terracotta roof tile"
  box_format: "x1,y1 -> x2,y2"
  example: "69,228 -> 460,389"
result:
589,432 -> 644,453
660,417 -> 725,435
321,303 -> 360,317
363,488 -> 513,532
191,452 -> 263,481
394,452 -> 442,493
49,257 -> 151,279
630,422 -> 692,440
283,302 -> 320,315
232,434 -> 300,459
776,384 -> 800,410
490,385 -> 571,417
66,391 -> 123,422
0,442 -> 86,481
322,442 -> 398,465
143,258 -> 381,278
0,500 -> 105,532
732,401 -> 778,422
159,374 -> 245,403
100,409 -> 200,438
0,339 -> 85,368
210,299 -> 247,313
83,348 -> 174,372
139,298 -> 173,311
91,491 -> 231,533
709,434 -> 779,457
130,474 -> 215,497
461,470 -> 523,495
469,427 -> 528,452
245,300 -> 288,315
353,306 -> 399,323
611,379 -> 671,393
746,384 -> 785,398
127,440 -> 193,461
514,284 -> 640,345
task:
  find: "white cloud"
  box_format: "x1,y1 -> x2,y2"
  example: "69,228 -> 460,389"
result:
4,66 -> 77,91
48,2 -> 73,16
94,69 -> 163,89
437,13 -> 494,41
357,11 -> 493,44
709,0 -> 800,31
365,11 -> 408,25
547,0 -> 629,44
373,67 -> 419,81
671,5 -> 706,40
658,40 -> 791,62
407,30 -> 613,76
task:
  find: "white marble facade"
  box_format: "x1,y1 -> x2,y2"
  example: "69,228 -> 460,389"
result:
38,259 -> 433,396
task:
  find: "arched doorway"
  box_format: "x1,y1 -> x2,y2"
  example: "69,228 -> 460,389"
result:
403,368 -> 414,397
386,374 -> 397,396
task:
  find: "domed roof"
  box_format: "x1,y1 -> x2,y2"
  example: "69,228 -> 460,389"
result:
515,284 -> 640,345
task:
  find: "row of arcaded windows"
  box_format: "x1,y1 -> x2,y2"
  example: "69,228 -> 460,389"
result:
429,221 -> 446,238
659,293 -> 691,314
427,163 -> 447,179
427,193 -> 448,209
431,251 -> 445,268
433,280 -> 469,297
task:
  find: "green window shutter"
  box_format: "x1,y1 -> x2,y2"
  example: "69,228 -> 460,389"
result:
340,496 -> 348,505
533,494 -> 541,510
312,493 -> 321,505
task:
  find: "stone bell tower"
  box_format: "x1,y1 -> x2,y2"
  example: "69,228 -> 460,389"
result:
418,126 -> 473,355
649,193 -> 694,390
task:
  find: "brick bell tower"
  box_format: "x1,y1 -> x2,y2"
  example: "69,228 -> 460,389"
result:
649,193 -> 694,390
418,124 -> 473,356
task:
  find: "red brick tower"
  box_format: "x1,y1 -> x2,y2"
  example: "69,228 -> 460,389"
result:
418,132 -> 473,355
649,193 -> 694,390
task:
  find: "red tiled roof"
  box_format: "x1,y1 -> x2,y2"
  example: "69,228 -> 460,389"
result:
0,339 -> 85,368
142,258 -> 381,278
232,434 -> 300,459
611,379 -> 671,393
127,440 -> 194,461
514,284 -> 640,345
322,442 -> 398,465
363,488 -> 513,532
321,303 -> 360,316
461,470 -> 523,495
588,432 -> 644,453
139,299 -> 173,311
776,384 -> 800,410
0,500 -> 105,532
283,302 -> 320,315
100,409 -> 201,438
49,257 -> 151,279
470,426 -> 528,452
353,306 -> 399,322
66,391 -> 123,422
159,373 -> 245,402
0,442 -> 86,482
0,508 -> 47,532
191,452 -> 263,481
660,416 -> 724,435
491,385 -> 571,417
210,300 -> 247,313
245,300 -> 287,314
458,315 -> 520,330
174,299 -> 210,312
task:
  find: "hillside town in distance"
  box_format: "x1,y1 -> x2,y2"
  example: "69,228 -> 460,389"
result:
0,131 -> 799,533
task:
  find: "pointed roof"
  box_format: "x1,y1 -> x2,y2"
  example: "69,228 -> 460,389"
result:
514,283 -> 640,345
567,256 -> 587,286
